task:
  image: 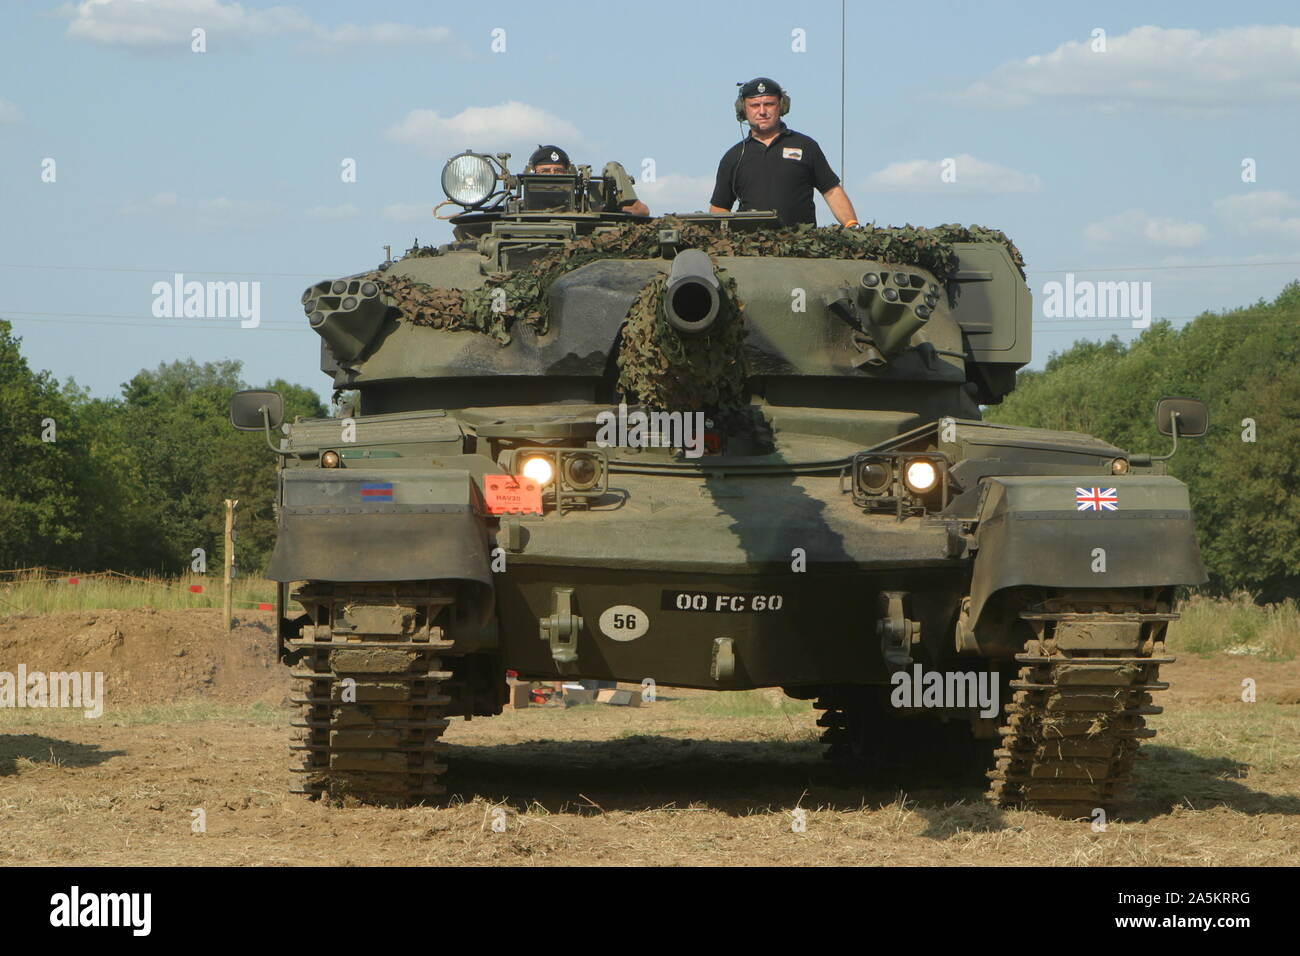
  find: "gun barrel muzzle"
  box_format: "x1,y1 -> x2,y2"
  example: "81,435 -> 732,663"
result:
663,249 -> 723,336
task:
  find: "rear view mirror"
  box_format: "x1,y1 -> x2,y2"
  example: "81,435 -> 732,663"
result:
230,389 -> 284,432
1155,397 -> 1209,438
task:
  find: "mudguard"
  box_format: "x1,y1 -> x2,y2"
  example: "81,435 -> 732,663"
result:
265,468 -> 493,589
968,475 -> 1206,627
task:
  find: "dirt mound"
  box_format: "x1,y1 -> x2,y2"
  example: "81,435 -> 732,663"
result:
0,608 -> 288,707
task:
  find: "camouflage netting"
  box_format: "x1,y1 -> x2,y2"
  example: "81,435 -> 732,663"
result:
615,267 -> 752,430
375,218 -> 1026,346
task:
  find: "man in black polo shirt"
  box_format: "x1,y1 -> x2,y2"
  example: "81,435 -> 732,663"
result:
709,77 -> 859,228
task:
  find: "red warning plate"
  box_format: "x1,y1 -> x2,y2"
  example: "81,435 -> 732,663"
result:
483,475 -> 543,515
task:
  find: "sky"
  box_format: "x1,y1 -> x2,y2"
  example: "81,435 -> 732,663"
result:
1,0 -> 1298,402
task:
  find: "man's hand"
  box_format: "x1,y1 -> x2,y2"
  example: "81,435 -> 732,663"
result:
621,199 -> 650,217
822,185 -> 859,227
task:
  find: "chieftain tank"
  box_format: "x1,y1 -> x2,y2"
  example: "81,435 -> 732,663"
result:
230,150 -> 1207,816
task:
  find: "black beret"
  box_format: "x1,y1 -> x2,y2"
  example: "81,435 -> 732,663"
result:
528,145 -> 570,168
738,77 -> 783,99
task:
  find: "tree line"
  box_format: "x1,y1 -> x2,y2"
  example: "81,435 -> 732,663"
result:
0,319 -> 324,577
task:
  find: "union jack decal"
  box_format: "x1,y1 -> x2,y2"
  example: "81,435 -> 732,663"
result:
1076,487 -> 1118,511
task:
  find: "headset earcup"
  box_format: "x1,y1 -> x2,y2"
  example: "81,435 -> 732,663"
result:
734,97 -> 745,122
780,93 -> 791,116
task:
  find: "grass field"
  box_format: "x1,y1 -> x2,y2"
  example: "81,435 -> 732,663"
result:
0,569 -> 277,615
1170,591 -> 1300,659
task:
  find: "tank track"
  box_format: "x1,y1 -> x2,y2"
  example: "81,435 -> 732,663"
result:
817,591 -> 1176,818
286,584 -> 457,805
987,597 -> 1176,819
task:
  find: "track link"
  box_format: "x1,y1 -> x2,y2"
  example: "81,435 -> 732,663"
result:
287,584 -> 458,805
986,599 -> 1175,818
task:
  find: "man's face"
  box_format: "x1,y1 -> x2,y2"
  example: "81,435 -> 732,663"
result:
532,163 -> 567,175
744,94 -> 780,134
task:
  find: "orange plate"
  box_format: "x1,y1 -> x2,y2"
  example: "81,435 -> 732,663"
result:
483,475 -> 543,515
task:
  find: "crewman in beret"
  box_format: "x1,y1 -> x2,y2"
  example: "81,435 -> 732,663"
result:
708,78 -> 859,228
526,145 -> 650,217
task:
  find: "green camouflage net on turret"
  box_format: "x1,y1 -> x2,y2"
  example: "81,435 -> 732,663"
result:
374,219 -> 1025,346
616,267 -> 753,430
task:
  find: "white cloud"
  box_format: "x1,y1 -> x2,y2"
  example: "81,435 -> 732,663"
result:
0,99 -> 22,123
60,0 -> 451,52
381,203 -> 435,222
634,173 -> 716,215
1214,191 -> 1300,240
1083,209 -> 1208,248
954,25 -> 1300,111
61,0 -> 309,47
121,191 -> 281,229
387,102 -> 581,157
306,203 -> 360,221
862,154 -> 1042,195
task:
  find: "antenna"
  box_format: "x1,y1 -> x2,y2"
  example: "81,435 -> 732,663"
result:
841,0 -> 846,180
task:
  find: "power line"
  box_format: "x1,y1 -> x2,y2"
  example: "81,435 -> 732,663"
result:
1031,259 -> 1300,275
0,263 -> 329,279
1,311 -> 309,332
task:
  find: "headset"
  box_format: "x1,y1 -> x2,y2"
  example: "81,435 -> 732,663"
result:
729,80 -> 792,208
733,84 -> 791,122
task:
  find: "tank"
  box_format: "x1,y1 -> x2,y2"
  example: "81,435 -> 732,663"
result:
230,150 -> 1208,817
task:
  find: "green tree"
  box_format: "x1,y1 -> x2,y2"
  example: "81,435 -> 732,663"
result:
0,321 -> 87,568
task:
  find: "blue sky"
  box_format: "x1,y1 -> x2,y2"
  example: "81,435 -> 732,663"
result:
2,0 -> 1298,401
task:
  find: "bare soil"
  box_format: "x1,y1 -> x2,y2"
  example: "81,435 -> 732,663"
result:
0,609 -> 1296,866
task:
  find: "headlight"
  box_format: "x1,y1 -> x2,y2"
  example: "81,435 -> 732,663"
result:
858,459 -> 892,494
561,452 -> 602,491
520,455 -> 555,486
903,459 -> 938,494
320,449 -> 341,468
1111,457 -> 1130,475
441,152 -> 497,207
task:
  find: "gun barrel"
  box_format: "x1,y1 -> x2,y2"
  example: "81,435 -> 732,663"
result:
663,249 -> 723,336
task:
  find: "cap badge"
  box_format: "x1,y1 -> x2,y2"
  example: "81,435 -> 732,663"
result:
550,151 -> 559,161
757,82 -> 766,93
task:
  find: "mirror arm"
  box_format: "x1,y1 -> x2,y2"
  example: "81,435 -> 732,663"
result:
1151,411 -> 1181,462
262,406 -> 292,456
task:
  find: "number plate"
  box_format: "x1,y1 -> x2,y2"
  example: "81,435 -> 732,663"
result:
482,475 -> 543,515
660,590 -> 786,613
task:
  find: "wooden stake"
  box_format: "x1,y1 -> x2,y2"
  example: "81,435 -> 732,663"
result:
224,499 -> 238,633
